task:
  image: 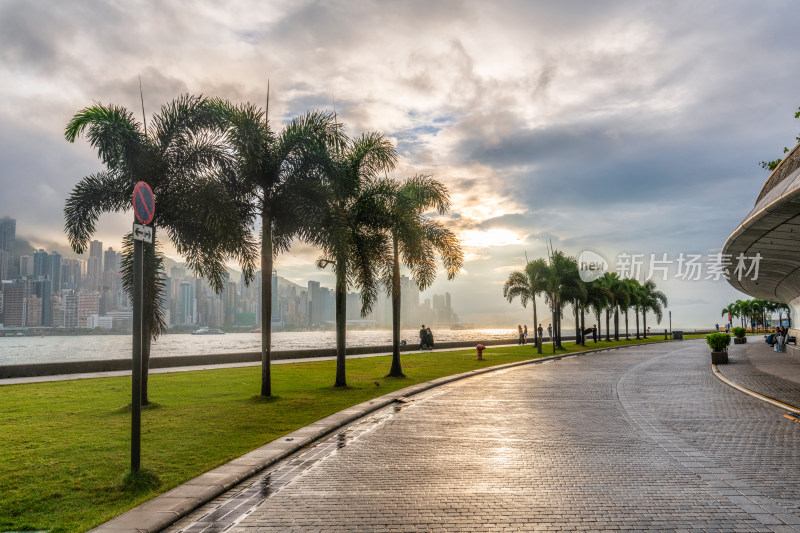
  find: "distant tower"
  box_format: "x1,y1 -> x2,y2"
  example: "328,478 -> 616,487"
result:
0,217 -> 15,280
88,240 -> 103,291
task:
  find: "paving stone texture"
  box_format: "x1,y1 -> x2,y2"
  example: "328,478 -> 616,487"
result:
165,341 -> 800,532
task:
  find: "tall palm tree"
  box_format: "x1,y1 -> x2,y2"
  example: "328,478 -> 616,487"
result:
306,131 -> 397,387
598,273 -> 628,341
504,258 -> 549,351
381,175 -> 463,377
640,279 -> 667,337
64,95 -> 257,404
214,101 -> 340,396
586,279 -> 611,343
623,278 -> 642,340
544,250 -> 584,348
721,303 -> 737,329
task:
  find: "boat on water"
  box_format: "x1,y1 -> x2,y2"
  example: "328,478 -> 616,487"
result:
191,328 -> 225,335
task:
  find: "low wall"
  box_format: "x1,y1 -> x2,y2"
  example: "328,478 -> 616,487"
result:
0,337 -> 526,379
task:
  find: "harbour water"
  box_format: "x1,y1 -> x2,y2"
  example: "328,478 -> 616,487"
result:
0,329 -> 517,366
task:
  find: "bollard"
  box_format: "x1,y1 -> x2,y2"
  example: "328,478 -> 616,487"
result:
476,344 -> 486,360
665,329 -> 668,340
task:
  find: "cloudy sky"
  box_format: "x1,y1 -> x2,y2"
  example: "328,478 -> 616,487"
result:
1,0 -> 799,329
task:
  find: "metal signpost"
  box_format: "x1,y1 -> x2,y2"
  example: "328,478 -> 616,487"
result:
131,181 -> 155,473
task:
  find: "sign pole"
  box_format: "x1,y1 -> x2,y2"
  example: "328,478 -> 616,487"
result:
131,228 -> 143,473
130,181 -> 154,475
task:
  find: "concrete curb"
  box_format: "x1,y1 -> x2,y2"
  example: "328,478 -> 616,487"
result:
712,363 -> 800,413
89,339 -> 672,532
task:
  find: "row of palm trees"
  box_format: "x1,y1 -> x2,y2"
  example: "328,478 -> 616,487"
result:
721,299 -> 789,330
64,94 -> 463,400
503,250 -> 668,347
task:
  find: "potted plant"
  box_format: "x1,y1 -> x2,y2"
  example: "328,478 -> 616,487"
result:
732,327 -> 747,344
707,332 -> 730,364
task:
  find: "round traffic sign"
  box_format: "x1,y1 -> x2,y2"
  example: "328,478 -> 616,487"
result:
133,182 -> 155,225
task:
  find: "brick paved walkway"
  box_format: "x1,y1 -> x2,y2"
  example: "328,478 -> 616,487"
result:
718,339 -> 800,409
167,340 -> 800,532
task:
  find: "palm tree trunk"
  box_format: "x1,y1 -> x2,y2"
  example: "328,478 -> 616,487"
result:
605,308 -> 610,341
575,304 -> 580,345
643,311 -> 648,338
532,295 -> 540,351
596,309 -> 601,342
334,261 -> 347,388
614,306 -> 619,341
625,309 -> 629,340
388,236 -> 404,377
580,307 -> 585,346
557,305 -> 563,348
635,308 -> 640,339
260,215 -> 272,397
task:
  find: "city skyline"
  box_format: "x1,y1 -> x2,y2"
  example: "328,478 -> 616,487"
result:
0,216 -> 461,331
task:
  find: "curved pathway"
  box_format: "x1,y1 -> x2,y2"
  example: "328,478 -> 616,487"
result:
168,340 -> 800,532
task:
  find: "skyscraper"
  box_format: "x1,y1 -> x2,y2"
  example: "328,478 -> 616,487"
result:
0,217 -> 15,280
179,282 -> 195,325
33,249 -> 49,279
49,251 -> 61,292
87,240 -> 103,291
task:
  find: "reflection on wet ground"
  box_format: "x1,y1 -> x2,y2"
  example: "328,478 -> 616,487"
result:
166,401 -> 414,533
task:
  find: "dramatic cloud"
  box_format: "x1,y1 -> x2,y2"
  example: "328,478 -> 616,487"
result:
1,0 -> 799,327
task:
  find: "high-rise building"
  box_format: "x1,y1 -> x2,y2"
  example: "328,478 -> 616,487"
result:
308,280 -> 322,326
26,294 -> 42,326
0,217 -> 15,279
33,249 -> 49,280
179,282 -> 195,325
87,240 -> 103,291
33,278 -> 52,326
0,250 -> 8,281
62,291 -> 79,328
2,281 -> 26,327
224,281 -> 237,325
77,291 -> 100,327
49,251 -> 61,292
19,255 -> 33,278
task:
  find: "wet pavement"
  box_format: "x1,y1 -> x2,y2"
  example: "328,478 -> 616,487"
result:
162,340 -> 800,532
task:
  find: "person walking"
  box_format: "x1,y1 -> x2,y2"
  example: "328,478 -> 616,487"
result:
592,324 -> 597,342
523,325 -> 528,345
715,323 -> 720,332
419,324 -> 427,350
426,327 -> 434,350
537,324 -> 543,344
518,325 -> 524,345
547,324 -> 552,340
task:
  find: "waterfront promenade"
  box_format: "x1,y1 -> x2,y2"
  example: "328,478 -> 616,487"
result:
115,338 -> 800,532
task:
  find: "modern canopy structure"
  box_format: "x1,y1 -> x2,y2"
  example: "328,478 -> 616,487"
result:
723,142 -> 800,331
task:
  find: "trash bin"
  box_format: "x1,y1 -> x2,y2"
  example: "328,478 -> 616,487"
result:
672,330 -> 683,340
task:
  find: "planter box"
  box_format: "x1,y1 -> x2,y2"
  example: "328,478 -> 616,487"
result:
733,337 -> 746,344
711,351 -> 729,364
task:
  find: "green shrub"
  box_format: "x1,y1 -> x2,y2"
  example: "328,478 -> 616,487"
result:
732,327 -> 746,339
706,332 -> 731,352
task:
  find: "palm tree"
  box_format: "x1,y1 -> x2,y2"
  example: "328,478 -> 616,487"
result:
623,278 -> 642,340
382,175 -> 463,377
544,250 -> 584,348
64,95 -> 257,404
504,258 -> 549,352
640,280 -> 667,337
586,279 -> 611,343
214,101 -> 340,396
306,131 -> 397,387
721,303 -> 737,329
598,273 -> 628,341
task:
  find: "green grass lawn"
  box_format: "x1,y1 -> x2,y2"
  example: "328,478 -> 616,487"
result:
0,336 -> 675,532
